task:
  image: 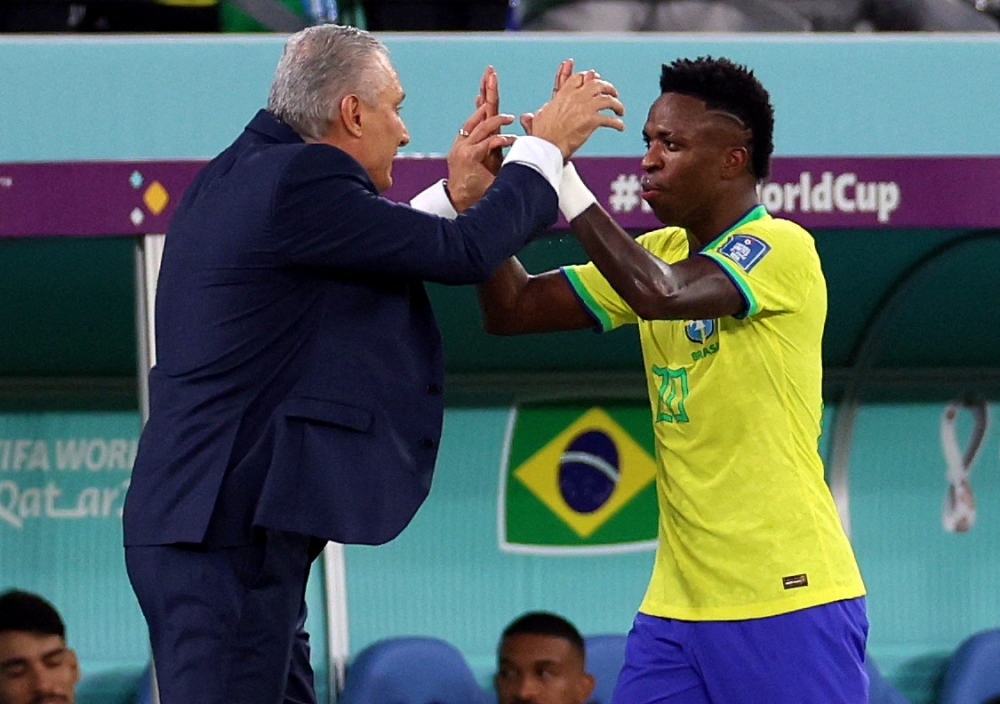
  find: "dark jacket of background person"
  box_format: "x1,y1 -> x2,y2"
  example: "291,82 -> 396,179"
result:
122,109 -> 557,548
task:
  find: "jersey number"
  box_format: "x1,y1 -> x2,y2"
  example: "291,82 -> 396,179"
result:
652,366 -> 690,424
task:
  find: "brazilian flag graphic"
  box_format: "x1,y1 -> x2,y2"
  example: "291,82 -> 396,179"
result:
500,402 -> 658,555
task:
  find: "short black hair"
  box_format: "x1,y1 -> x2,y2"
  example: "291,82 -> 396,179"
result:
659,56 -> 775,179
500,611 -> 585,658
0,589 -> 66,638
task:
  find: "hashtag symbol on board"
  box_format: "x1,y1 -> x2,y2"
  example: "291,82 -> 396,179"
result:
608,174 -> 642,213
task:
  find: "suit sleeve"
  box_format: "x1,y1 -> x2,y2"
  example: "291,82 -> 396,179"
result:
270,147 -> 558,285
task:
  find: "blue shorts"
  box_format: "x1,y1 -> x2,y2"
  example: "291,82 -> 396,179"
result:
611,598 -> 869,704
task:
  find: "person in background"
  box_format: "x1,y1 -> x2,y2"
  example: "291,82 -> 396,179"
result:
0,589 -> 79,704
495,612 -> 595,704
782,0 -> 998,29
515,0 -> 811,31
515,0 -> 997,30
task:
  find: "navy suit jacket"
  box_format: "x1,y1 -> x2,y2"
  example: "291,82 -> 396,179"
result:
123,110 -> 556,547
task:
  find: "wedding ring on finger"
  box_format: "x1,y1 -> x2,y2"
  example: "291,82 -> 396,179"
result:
458,129 -> 470,137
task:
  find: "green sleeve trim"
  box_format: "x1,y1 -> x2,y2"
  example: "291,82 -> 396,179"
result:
701,252 -> 760,318
561,267 -> 614,333
696,205 -> 768,319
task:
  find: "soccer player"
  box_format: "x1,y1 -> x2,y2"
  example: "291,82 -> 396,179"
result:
475,57 -> 868,703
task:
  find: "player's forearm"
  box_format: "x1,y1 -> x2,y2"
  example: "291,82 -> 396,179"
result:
569,205 -> 681,320
476,257 -> 531,335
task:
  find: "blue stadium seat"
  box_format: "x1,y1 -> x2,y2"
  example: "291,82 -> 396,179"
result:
939,629 -> 1000,704
584,634 -> 627,704
74,664 -> 148,704
134,662 -> 155,704
866,656 -> 912,704
339,636 -> 490,704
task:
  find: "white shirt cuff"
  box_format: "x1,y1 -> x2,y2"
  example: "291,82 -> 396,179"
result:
410,179 -> 458,219
502,136 -> 563,194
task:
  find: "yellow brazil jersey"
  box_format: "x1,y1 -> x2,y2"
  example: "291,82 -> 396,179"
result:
561,205 -> 865,621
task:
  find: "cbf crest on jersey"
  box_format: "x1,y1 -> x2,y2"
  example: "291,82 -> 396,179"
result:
719,234 -> 771,272
685,319 -> 716,344
499,403 -> 657,555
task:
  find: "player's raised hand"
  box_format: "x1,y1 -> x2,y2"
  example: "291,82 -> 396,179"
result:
530,68 -> 625,160
520,58 -> 575,135
475,64 -> 500,116
473,65 -> 504,176
446,98 -> 516,212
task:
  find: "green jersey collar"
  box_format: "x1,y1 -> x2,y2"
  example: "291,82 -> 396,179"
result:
701,204 -> 769,252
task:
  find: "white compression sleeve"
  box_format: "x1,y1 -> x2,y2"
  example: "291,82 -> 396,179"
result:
559,161 -> 597,221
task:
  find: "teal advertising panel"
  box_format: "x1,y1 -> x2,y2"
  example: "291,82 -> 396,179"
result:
0,412 -> 330,701
0,415 -> 136,528
843,400 -> 1000,703
0,412 -> 147,676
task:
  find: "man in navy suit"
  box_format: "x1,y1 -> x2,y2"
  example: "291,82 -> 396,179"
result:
122,23 -> 624,704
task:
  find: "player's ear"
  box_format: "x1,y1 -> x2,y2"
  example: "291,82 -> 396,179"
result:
722,145 -> 750,179
68,648 -> 80,685
577,672 -> 596,703
338,94 -> 364,138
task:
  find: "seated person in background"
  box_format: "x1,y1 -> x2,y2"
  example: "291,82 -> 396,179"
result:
781,0 -> 998,30
516,0 -> 812,31
516,0 -> 997,30
0,589 -> 79,704
495,611 -> 595,704
862,0 -> 998,30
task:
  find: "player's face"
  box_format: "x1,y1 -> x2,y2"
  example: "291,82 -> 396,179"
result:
357,56 -> 410,193
639,92 -> 743,228
0,632 -> 79,704
494,634 -> 594,704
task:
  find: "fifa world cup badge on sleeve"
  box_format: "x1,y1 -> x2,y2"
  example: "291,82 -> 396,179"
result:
719,234 -> 771,272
